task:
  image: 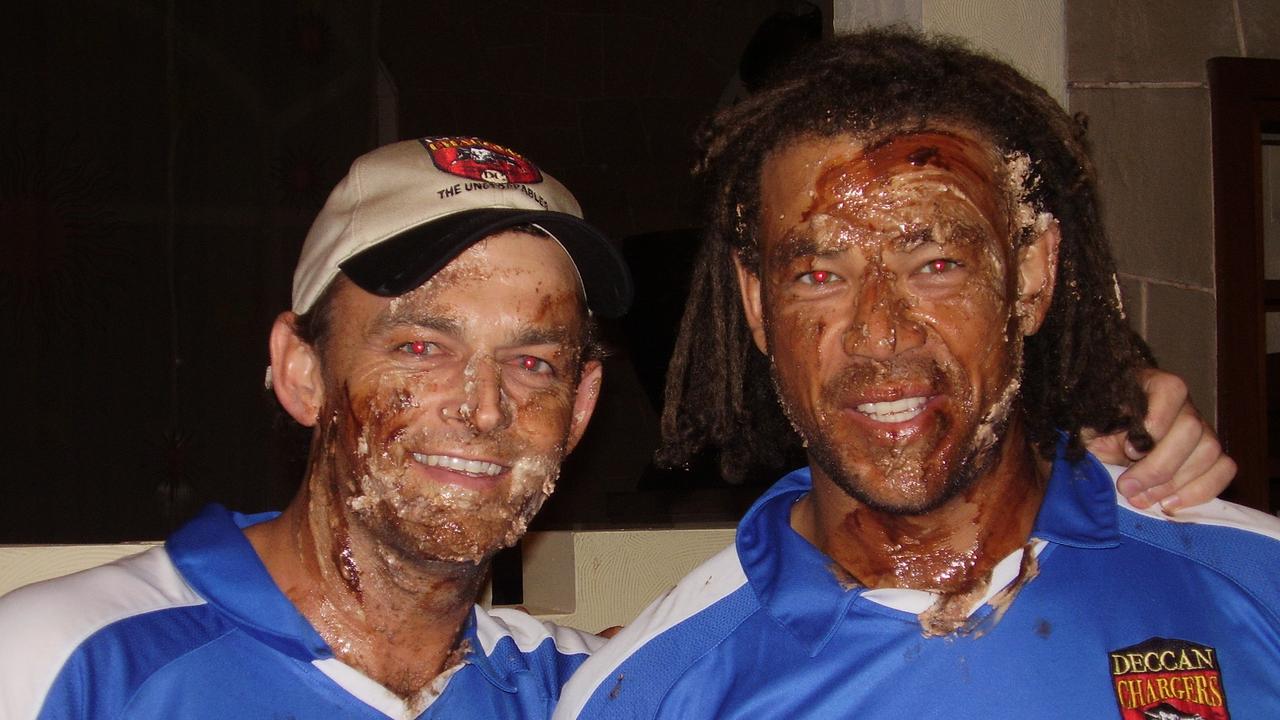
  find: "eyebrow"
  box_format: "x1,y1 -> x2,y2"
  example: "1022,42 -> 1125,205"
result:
373,308 -> 463,337
770,231 -> 843,264
511,324 -> 579,348
772,226 -> 940,263
896,228 -> 936,252
374,306 -> 580,348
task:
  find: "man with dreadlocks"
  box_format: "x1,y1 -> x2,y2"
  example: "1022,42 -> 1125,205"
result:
554,29 -> 1280,718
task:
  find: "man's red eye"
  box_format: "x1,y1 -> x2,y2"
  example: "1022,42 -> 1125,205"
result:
518,356 -> 552,374
798,269 -> 842,287
920,259 -> 960,275
410,341 -> 427,354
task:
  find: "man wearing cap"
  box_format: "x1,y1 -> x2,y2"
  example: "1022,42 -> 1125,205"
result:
0,131 -> 1234,718
0,136 -> 631,719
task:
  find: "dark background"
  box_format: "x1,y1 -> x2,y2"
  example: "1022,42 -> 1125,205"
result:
1,1 -> 829,542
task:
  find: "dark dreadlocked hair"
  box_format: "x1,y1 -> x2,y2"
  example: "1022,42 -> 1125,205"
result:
659,27 -> 1155,482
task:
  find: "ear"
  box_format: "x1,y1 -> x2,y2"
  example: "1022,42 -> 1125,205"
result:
732,250 -> 769,353
1015,219 -> 1061,336
564,360 -> 604,453
269,312 -> 325,427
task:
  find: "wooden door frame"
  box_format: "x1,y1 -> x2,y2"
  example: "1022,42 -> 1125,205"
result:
1210,56 -> 1280,512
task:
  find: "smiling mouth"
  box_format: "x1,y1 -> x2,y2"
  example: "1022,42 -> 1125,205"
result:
412,453 -> 506,477
855,396 -> 929,423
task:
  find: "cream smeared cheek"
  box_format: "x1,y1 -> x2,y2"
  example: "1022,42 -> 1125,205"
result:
496,453 -> 561,548
760,290 -> 827,439
954,312 -> 1025,469
343,372 -> 440,515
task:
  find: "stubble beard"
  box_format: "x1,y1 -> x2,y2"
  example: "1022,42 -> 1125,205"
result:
312,391 -> 564,568
771,357 -> 1020,516
803,411 -> 1010,515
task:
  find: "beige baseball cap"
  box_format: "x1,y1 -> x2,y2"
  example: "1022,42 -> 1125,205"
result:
292,136 -> 632,317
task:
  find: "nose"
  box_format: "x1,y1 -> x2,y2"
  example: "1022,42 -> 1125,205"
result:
461,356 -> 511,434
841,268 -> 925,359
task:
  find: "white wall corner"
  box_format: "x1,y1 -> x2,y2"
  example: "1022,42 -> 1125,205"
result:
514,530 -> 578,617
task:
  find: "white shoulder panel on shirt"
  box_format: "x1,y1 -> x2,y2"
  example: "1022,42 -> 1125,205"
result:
1104,462 -> 1280,541
0,546 -> 204,720
552,541 -> 745,720
481,606 -> 606,657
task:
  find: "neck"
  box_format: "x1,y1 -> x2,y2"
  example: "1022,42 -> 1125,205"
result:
247,464 -> 488,699
793,419 -> 1048,596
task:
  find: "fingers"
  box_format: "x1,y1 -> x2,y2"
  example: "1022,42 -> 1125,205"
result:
1114,401 -> 1202,501
1081,368 -> 1192,467
1156,455 -> 1237,513
1114,402 -> 1234,512
1078,367 -> 1235,512
1127,369 -> 1189,459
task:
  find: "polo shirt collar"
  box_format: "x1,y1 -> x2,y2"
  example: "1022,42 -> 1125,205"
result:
166,504 -> 333,661
737,468 -> 856,656
166,505 -> 519,694
460,610 -> 521,693
1031,448 -> 1122,549
738,445 -> 1122,655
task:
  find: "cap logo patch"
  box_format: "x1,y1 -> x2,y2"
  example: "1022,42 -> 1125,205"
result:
1109,637 -> 1230,719
420,136 -> 543,185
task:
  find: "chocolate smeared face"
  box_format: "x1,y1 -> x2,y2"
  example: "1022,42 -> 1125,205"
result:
742,129 -> 1034,513
312,230 -> 598,564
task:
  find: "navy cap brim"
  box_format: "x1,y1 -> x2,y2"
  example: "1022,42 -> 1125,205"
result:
339,208 -> 633,318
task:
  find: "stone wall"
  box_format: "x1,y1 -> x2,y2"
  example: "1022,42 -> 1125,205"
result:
1066,0 -> 1280,422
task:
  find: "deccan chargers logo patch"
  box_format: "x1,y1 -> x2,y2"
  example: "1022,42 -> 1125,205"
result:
420,137 -> 542,185
1109,638 -> 1230,719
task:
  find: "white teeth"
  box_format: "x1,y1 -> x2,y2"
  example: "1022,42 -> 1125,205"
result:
856,396 -> 928,423
412,453 -> 504,477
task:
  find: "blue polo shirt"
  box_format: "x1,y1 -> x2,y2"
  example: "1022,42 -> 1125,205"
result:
0,505 -> 601,719
555,452 -> 1280,719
